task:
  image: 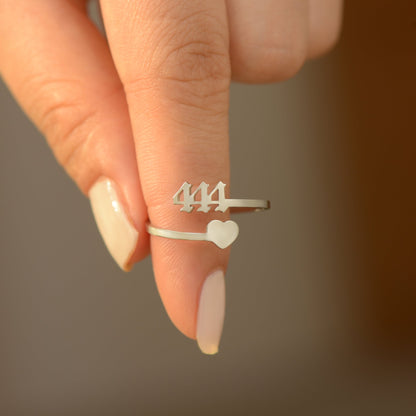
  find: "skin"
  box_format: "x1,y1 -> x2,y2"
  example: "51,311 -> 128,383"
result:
0,0 -> 343,340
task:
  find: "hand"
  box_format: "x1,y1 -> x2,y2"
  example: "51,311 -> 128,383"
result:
0,0 -> 343,354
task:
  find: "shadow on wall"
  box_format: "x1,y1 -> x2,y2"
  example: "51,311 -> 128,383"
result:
336,0 -> 416,355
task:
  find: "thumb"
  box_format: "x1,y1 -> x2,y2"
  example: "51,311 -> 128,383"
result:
101,0 -> 231,354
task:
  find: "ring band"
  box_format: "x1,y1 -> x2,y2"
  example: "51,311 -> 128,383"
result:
146,181 -> 269,248
229,200 -> 270,213
173,181 -> 270,213
146,220 -> 239,249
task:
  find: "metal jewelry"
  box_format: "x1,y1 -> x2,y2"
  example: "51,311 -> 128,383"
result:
146,181 -> 269,249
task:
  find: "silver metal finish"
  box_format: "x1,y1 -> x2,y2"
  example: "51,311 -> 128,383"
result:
173,181 -> 270,213
146,181 -> 269,247
146,220 -> 239,249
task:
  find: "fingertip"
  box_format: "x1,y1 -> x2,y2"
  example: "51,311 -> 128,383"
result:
151,235 -> 228,351
89,178 -> 148,271
196,269 -> 226,355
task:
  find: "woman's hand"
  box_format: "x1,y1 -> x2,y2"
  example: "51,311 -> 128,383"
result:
0,0 -> 343,354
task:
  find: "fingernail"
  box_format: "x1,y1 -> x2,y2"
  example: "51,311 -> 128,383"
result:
89,178 -> 138,271
196,270 -> 226,355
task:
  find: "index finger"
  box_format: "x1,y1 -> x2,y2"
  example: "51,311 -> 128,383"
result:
100,0 -> 231,354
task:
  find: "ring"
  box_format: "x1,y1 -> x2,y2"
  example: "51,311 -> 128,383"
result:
146,181 -> 269,248
147,220 -> 239,249
173,181 -> 270,213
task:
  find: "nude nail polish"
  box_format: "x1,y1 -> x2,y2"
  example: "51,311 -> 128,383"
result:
196,270 -> 226,355
89,178 -> 138,271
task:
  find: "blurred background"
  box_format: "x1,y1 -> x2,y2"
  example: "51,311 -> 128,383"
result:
0,1 -> 415,415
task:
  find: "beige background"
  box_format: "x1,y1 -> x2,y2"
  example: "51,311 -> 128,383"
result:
1,1 -> 415,415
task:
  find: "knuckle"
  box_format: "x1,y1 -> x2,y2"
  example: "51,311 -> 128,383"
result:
33,77 -> 96,178
125,9 -> 231,93
271,42 -> 307,81
308,2 -> 343,59
231,28 -> 307,83
309,25 -> 342,58
45,105 -> 94,176
124,40 -> 230,118
155,37 -> 230,85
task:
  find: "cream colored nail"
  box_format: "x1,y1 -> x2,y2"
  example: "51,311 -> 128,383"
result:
196,270 -> 226,355
89,178 -> 138,271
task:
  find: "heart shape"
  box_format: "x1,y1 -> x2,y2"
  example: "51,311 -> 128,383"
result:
206,220 -> 239,249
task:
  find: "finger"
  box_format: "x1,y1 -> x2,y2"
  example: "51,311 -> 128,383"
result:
307,0 -> 343,58
100,0 -> 231,353
226,0 -> 309,83
0,0 -> 148,270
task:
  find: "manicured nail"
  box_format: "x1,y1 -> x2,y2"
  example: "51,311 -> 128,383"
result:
196,270 -> 226,355
89,178 -> 138,271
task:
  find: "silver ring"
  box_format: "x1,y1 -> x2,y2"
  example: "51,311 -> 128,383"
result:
173,181 -> 270,213
147,220 -> 239,249
146,181 -> 269,248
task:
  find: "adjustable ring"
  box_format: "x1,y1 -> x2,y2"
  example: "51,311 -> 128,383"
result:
173,181 -> 270,213
147,220 -> 239,249
146,181 -> 269,249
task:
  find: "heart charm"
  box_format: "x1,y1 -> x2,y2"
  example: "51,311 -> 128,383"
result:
206,220 -> 239,249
